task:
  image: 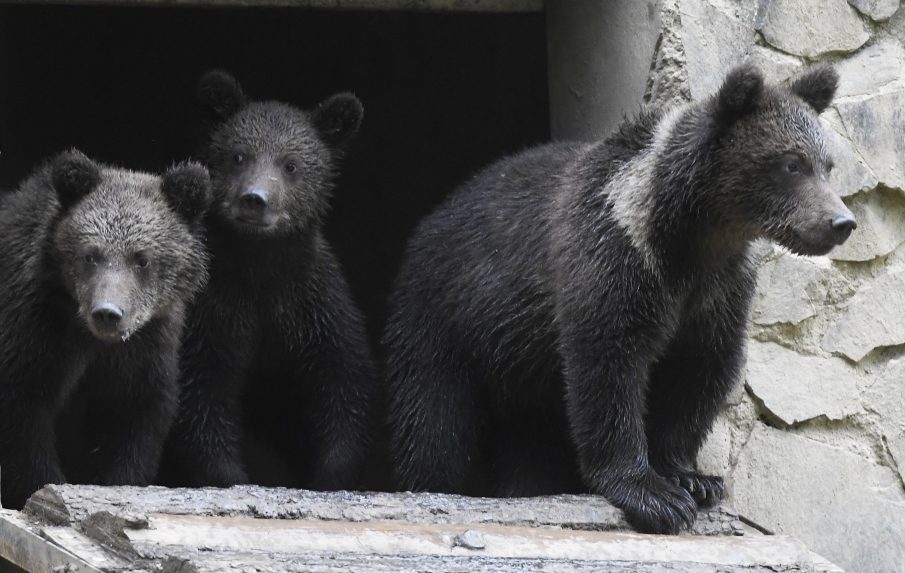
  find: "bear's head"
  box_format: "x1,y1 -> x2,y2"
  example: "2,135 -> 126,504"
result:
196,70 -> 363,237
699,63 -> 855,256
51,150 -> 211,343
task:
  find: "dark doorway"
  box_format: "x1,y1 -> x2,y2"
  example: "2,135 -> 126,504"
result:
0,6 -> 550,343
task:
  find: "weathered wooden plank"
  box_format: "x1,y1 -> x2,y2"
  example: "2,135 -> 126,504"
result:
0,511 -> 100,573
24,484 -> 746,537
40,524 -> 134,571
119,513 -> 813,568
132,547 -> 821,573
2,485 -> 843,573
44,510 -> 816,573
0,0 -> 544,11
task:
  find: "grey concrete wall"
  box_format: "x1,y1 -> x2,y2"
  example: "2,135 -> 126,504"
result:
546,0 -> 662,141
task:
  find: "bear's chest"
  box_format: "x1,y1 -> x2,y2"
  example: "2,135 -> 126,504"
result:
671,259 -> 757,326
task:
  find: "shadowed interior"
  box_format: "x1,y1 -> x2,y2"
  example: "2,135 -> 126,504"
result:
0,5 -> 550,345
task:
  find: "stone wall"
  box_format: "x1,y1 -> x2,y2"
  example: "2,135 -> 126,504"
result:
636,1 -> 905,571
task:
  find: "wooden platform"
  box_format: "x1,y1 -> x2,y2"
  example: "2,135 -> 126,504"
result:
0,485 -> 843,572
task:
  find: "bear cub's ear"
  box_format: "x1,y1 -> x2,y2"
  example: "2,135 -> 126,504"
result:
162,161 -> 212,224
790,64 -> 838,114
715,63 -> 765,125
52,149 -> 101,209
311,93 -> 364,147
197,70 -> 247,120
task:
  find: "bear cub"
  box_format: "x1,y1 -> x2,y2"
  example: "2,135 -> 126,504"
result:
161,71 -> 378,490
384,64 -> 855,533
0,150 -> 211,509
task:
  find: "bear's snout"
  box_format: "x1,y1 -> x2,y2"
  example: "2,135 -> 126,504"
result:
239,188 -> 269,213
91,302 -> 123,326
88,299 -> 131,342
230,185 -> 279,230
829,213 -> 857,244
81,268 -> 140,342
788,182 -> 857,254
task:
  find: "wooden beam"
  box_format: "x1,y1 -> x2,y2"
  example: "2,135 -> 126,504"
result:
24,484 -> 745,537
0,512 -> 100,573
0,486 -> 843,572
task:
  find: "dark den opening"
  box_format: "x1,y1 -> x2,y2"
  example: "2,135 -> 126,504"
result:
0,5 -> 550,344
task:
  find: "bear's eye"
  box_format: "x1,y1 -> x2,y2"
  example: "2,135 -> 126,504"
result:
785,160 -> 801,175
285,161 -> 298,174
134,253 -> 150,268
826,160 -> 835,174
233,152 -> 245,165
84,253 -> 98,265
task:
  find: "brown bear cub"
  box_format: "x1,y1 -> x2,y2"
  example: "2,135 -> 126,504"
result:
161,72 -> 378,490
384,64 -> 855,533
0,150 -> 211,509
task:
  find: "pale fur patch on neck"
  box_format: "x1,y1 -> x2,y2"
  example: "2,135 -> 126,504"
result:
604,104 -> 689,275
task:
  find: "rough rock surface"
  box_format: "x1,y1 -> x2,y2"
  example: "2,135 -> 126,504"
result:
822,112 -> 879,198
745,341 -> 861,425
835,92 -> 905,192
822,270 -> 905,361
751,251 -> 835,326
676,0 -> 758,99
861,358 -> 905,462
748,45 -> 803,83
826,187 -> 905,261
848,0 -> 901,21
733,425 -> 905,573
760,0 -> 870,57
834,39 -> 905,98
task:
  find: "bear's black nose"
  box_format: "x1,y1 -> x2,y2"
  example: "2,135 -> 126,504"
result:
830,214 -> 857,243
239,188 -> 268,212
831,214 -> 857,232
91,302 -> 123,325
830,215 -> 858,234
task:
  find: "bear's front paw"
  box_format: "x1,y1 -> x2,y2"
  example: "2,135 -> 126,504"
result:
606,471 -> 698,535
665,471 -> 725,508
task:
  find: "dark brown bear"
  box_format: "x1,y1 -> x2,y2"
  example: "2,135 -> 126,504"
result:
384,64 -> 854,534
161,71 -> 378,490
0,150 -> 210,509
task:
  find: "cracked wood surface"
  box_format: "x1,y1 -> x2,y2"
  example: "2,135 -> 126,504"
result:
23,484 -> 745,536
0,484 -> 841,572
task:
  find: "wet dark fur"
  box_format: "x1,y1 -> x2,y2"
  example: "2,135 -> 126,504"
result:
0,151 -> 209,509
160,72 -> 378,490
384,64 -> 851,533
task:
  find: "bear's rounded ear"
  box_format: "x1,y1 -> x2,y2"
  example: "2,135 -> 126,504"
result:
790,64 -> 838,114
196,70 -> 247,121
161,161 -> 212,224
715,63 -> 764,125
51,149 -> 101,209
311,92 -> 363,147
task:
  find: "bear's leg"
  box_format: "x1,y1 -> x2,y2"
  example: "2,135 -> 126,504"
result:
164,378 -> 248,487
161,313 -> 256,487
82,341 -> 179,486
388,343 -> 490,495
0,403 -> 65,509
646,312 -> 748,508
284,306 -> 379,492
556,294 -> 698,534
